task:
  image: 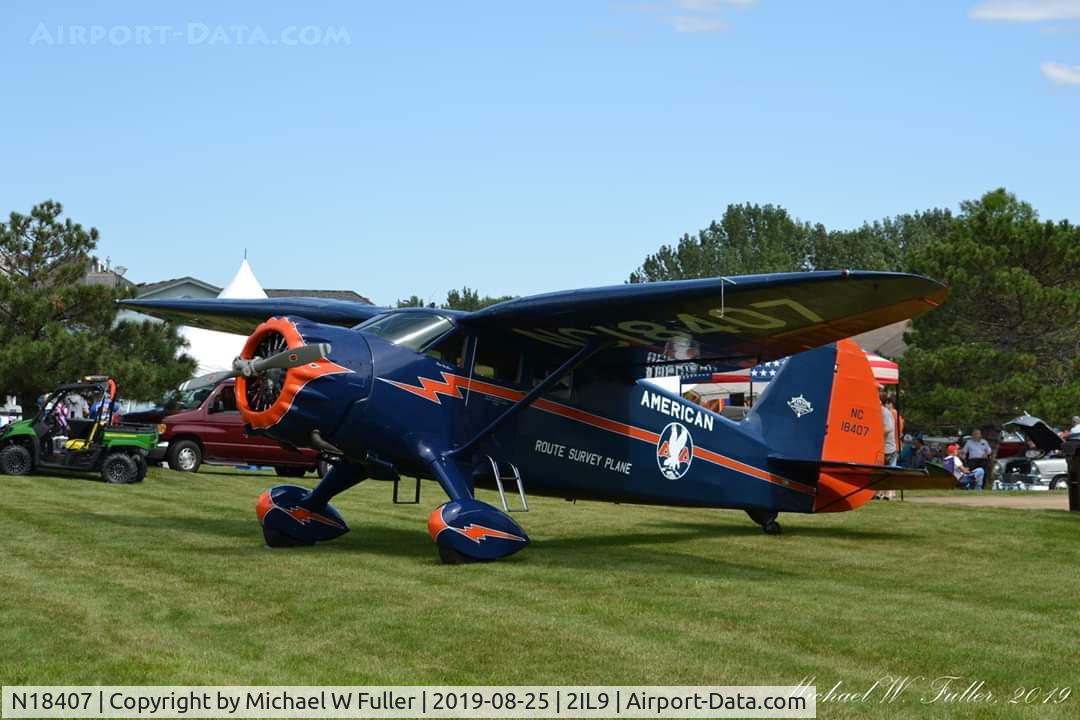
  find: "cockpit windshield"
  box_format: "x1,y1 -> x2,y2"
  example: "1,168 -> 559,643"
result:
354,311 -> 454,350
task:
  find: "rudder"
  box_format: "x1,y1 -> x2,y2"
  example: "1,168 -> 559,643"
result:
748,339 -> 885,513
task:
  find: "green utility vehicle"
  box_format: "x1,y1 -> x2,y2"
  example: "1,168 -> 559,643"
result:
0,376 -> 158,484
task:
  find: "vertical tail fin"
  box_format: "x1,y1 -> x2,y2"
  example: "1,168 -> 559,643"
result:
750,339 -> 885,512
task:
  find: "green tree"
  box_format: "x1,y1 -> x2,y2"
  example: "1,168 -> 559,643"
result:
0,200 -> 196,407
395,295 -> 435,308
442,287 -> 513,311
629,203 -> 813,282
901,189 -> 1080,431
629,203 -> 953,282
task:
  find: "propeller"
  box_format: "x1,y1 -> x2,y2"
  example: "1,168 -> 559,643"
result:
230,342 -> 332,379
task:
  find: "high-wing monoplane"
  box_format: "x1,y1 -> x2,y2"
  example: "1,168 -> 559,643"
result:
123,270 -> 953,563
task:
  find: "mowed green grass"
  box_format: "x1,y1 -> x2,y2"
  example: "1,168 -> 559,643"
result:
1,467 -> 1078,719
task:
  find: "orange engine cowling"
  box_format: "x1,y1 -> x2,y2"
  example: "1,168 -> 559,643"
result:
234,317 -> 356,432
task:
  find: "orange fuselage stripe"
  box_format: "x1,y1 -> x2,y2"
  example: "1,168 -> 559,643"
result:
382,372 -> 814,496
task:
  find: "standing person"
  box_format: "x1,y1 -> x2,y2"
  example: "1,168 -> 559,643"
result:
877,388 -> 897,499
1070,416 -> 1080,435
888,397 -> 904,441
881,390 -> 897,466
961,429 -> 992,489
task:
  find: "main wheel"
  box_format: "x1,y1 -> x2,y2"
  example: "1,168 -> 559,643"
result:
274,466 -> 307,478
0,444 -> 32,476
102,452 -> 139,484
438,544 -> 488,565
167,440 -> 202,472
263,524 -> 316,548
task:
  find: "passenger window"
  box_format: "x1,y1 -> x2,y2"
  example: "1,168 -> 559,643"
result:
472,340 -> 522,384
425,332 -> 466,367
212,388 -> 238,413
529,349 -> 574,398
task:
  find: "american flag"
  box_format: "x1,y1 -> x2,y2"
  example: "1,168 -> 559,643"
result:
679,352 -> 897,385
749,359 -> 787,380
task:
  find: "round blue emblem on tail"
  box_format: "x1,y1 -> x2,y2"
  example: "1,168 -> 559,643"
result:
656,422 -> 694,480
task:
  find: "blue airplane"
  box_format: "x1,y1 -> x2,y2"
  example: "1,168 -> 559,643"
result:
123,271 -> 953,563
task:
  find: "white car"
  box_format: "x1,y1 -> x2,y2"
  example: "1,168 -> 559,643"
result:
997,415 -> 1070,490
996,456 -> 1069,490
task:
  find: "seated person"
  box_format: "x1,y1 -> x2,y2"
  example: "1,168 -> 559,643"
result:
912,437 -> 931,469
944,443 -> 984,490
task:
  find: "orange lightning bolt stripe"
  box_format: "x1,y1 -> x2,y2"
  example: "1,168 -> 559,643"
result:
457,524 -> 526,543
379,373 -> 468,404
427,506 -> 526,544
282,506 -> 345,529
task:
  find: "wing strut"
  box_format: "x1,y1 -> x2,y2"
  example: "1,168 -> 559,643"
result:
445,339 -> 613,460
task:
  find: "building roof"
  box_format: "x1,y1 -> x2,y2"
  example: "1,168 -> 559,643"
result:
135,278 -> 371,304
265,288 -> 373,304
137,277 -> 222,297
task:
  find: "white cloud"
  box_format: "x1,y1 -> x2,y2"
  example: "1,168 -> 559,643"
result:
667,14 -> 729,33
971,1 -> 1080,21
613,0 -> 752,35
1041,61 -> 1080,83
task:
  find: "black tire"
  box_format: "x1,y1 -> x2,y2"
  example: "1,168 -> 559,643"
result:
274,466 -> 307,478
262,525 -> 315,548
0,444 -> 33,476
1051,475 -> 1068,490
317,459 -> 332,478
438,544 -> 487,564
102,452 -> 139,484
167,440 -> 202,472
134,455 -> 148,483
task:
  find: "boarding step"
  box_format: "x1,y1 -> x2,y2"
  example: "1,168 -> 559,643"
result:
484,456 -> 529,513
393,476 -> 421,504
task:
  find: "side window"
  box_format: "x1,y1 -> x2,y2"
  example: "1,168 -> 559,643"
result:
220,389 -> 238,412
425,332 -> 466,367
528,349 -> 574,398
211,387 -> 238,413
472,339 -> 523,384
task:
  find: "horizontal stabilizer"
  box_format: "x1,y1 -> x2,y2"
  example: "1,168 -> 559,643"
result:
769,456 -> 956,491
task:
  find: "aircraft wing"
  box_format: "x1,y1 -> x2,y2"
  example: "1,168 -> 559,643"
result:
459,270 -> 947,365
118,297 -> 387,334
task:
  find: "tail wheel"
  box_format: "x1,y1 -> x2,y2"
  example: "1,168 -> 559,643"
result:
102,452 -> 139,484
0,444 -> 32,476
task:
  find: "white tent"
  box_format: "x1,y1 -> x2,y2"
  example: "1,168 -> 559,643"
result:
181,259 -> 267,375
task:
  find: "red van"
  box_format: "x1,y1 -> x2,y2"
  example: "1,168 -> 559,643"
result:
149,377 -> 322,477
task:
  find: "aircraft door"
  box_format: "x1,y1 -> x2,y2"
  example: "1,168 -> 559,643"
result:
461,335 -> 527,452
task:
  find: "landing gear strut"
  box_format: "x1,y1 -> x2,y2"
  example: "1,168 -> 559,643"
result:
745,508 -> 782,535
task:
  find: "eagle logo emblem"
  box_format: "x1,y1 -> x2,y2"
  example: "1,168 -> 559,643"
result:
788,395 -> 813,418
656,422 -> 694,480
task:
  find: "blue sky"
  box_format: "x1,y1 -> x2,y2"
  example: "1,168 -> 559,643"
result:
2,1 -> 1078,305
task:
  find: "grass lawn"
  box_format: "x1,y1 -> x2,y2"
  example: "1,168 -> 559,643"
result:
1,467 -> 1078,719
